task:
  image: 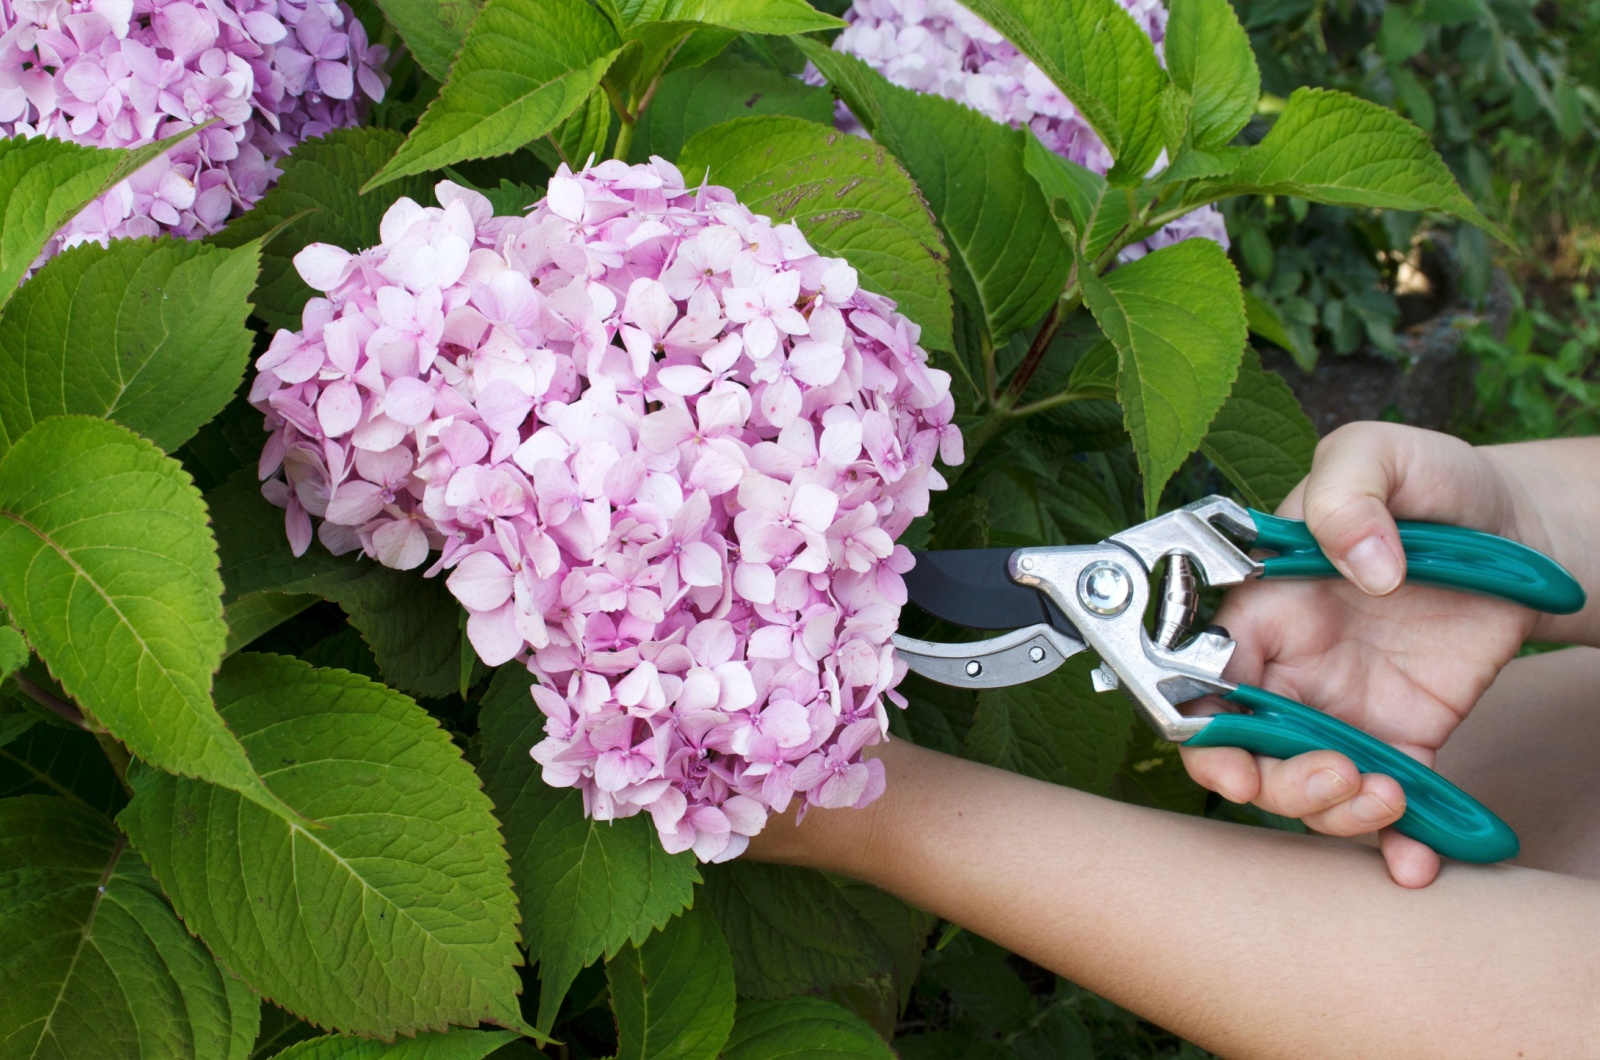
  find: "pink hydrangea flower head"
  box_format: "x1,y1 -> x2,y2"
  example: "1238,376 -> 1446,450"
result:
811,0 -> 1229,258
0,0 -> 389,261
250,160 -> 961,862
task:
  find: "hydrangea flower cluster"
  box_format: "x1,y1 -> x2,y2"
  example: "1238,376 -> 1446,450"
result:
813,0 -> 1229,258
0,0 -> 388,258
249,159 -> 961,862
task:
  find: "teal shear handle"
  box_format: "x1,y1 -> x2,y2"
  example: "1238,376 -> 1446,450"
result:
1188,511 -> 1585,862
1189,685 -> 1519,863
1248,509 -> 1587,615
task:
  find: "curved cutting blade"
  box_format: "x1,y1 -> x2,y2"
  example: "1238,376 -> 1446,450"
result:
893,625 -> 1085,689
904,548 -> 1054,630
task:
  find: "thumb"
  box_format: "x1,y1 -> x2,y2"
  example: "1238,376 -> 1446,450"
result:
1297,424 -> 1407,597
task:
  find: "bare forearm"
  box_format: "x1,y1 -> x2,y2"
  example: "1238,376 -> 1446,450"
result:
754,740 -> 1600,1058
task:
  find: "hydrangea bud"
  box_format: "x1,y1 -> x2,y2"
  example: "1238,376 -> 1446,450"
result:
0,0 -> 389,261
812,0 -> 1230,258
250,159 -> 962,862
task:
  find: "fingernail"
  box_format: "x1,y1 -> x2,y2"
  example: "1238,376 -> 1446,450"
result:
1350,793 -> 1397,824
1345,536 -> 1403,595
1307,769 -> 1348,803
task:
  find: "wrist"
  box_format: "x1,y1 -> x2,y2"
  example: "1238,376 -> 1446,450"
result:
1481,438 -> 1600,644
743,739 -> 915,881
1478,444 -> 1555,554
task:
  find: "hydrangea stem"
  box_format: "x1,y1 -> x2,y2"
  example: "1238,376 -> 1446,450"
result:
14,672 -> 135,796
92,730 -> 135,798
612,119 -> 636,162
13,672 -> 86,730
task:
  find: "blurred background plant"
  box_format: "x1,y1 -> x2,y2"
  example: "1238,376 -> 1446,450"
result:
1231,0 -> 1599,410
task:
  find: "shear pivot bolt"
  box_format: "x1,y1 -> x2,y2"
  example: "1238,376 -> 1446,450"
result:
1029,646 -> 1046,663
1078,562 -> 1133,616
965,660 -> 983,677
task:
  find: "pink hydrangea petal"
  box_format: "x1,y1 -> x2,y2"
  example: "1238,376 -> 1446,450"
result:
316,379 -> 362,437
294,244 -> 354,290
371,518 -> 428,570
314,58 -> 353,100
324,481 -> 384,525
813,0 -> 1223,260
467,601 -> 524,666
447,551 -> 515,611
382,377 -> 435,425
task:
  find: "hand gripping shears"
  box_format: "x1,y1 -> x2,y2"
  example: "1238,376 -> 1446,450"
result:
892,496 -> 1588,864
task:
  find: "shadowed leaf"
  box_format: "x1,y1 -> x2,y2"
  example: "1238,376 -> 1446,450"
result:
0,796 -> 259,1059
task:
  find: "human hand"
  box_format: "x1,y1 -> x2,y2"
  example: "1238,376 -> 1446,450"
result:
1181,422 -> 1548,887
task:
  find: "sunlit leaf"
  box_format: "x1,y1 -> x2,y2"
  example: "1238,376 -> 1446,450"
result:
0,237 -> 261,458
119,653 -> 525,1038
0,418 -> 288,817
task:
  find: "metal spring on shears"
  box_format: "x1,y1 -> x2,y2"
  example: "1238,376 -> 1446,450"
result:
1153,554 -> 1199,649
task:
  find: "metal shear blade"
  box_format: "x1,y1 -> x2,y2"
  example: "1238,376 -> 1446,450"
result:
892,623 -> 1086,689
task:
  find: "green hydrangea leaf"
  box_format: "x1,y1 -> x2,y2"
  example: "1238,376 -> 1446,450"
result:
1242,288 -> 1315,371
1020,132 -> 1159,263
300,564 -> 470,699
221,592 -> 320,657
800,42 -> 1069,346
208,472 -> 472,698
118,653 -> 525,1038
0,237 -> 261,459
1110,725 -> 1208,816
465,178 -> 542,217
719,997 -> 893,1060
679,114 -> 954,352
543,86 -> 613,168
607,903 -> 735,1060
1165,0 -> 1259,151
963,654 -> 1135,795
172,394 -> 271,494
1080,238 -> 1247,516
956,0 -> 1167,185
0,720 -> 128,818
250,1003 -> 321,1060
1200,348 -> 1316,511
366,0 -> 622,191
631,53 -> 834,164
0,133 -> 202,311
269,1028 -> 521,1060
476,666 -> 698,1032
372,0 -> 481,82
1191,88 -> 1502,236
702,861 -> 931,1001
206,471 -> 352,594
212,129 -> 434,331
0,418 -> 292,818
0,796 -> 260,1060
0,622 -> 23,682
604,0 -> 842,34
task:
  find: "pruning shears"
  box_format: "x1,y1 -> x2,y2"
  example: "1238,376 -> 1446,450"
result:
893,496 -> 1588,864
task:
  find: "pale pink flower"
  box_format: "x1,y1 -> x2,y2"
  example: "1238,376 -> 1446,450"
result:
251,162 -> 962,859
3,0 -> 390,264
722,267 -> 808,361
811,0 -> 1227,260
